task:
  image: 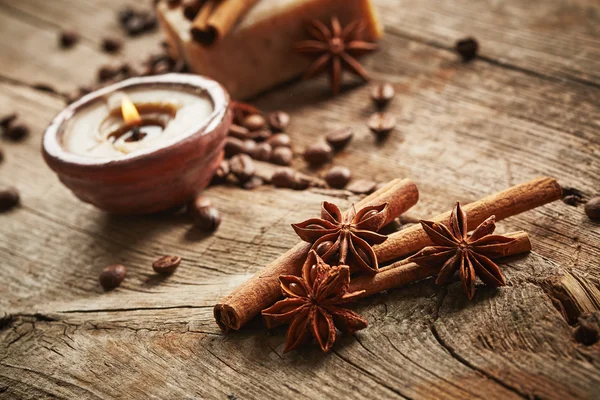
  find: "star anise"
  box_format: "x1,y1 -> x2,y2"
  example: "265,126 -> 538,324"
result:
295,17 -> 378,95
262,251 -> 367,352
292,202 -> 388,275
409,202 -> 516,299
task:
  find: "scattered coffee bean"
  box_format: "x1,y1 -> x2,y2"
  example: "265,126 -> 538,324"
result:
228,124 -> 250,140
563,195 -> 581,206
152,255 -> 181,274
212,160 -> 230,183
224,137 -> 244,158
243,114 -> 266,131
0,186 -> 19,211
371,83 -> 395,108
97,63 -> 121,83
5,124 -> 29,141
456,37 -> 479,62
367,112 -> 396,139
0,113 -> 17,130
325,166 -> 352,189
99,264 -> 127,291
242,139 -> 257,157
248,129 -> 272,142
59,30 -> 79,48
253,142 -> 272,161
153,59 -> 171,75
182,0 -> 202,21
118,7 -> 135,25
326,127 -> 353,151
584,196 -> 600,220
268,111 -> 290,132
189,194 -> 212,212
347,179 -> 376,195
192,205 -> 221,231
272,168 -> 296,189
243,176 -> 264,190
229,154 -> 256,183
303,142 -> 333,166
271,146 -> 293,166
102,37 -> 123,53
267,133 -> 291,148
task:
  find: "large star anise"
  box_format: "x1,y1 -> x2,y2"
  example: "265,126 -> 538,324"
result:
409,202 -> 516,299
262,251 -> 367,352
295,17 -> 378,95
292,202 -> 388,275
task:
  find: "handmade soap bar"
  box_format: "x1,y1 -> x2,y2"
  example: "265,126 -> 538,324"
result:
157,0 -> 383,99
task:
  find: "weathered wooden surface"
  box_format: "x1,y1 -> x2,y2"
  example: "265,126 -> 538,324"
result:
0,0 -> 599,399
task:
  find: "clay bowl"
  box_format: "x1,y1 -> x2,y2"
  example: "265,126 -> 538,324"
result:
43,74 -> 231,214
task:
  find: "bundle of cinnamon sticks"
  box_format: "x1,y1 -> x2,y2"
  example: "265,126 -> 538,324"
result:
214,176 -> 562,332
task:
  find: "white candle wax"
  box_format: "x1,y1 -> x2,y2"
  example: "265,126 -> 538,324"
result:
62,86 -> 214,158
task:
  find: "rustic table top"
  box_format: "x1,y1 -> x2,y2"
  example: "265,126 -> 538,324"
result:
0,0 -> 599,399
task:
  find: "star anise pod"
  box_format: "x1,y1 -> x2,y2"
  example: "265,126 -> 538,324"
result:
409,202 -> 516,299
262,251 -> 367,353
295,17 -> 378,95
292,201 -> 388,275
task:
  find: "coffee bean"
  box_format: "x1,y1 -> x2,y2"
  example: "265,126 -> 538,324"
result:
367,112 -> 396,139
346,179 -> 376,195
271,146 -> 293,166
192,205 -> 221,231
228,124 -> 250,140
0,186 -> 19,211
102,37 -> 123,53
0,147 -> 3,163
152,59 -> 171,75
253,142 -> 272,161
59,30 -> 79,48
585,196 -> 600,220
32,83 -> 57,94
325,127 -> 353,151
5,124 -> 29,141
242,140 -> 257,157
229,154 -> 256,183
248,129 -> 272,142
272,168 -> 296,188
242,114 -> 266,131
99,264 -> 127,291
268,111 -> 290,132
325,166 -> 352,189
242,176 -> 263,190
563,195 -> 581,206
189,194 -> 212,212
224,137 -> 244,158
371,83 -> 395,108
118,7 -> 134,25
152,255 -> 181,274
456,37 -> 479,62
212,160 -> 230,184
303,142 -> 332,166
124,15 -> 146,36
97,64 -> 121,82
143,14 -> 158,31
267,133 -> 291,148
0,113 -> 17,130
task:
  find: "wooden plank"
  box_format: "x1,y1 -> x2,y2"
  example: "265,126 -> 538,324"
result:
0,0 -> 599,398
376,0 -> 600,85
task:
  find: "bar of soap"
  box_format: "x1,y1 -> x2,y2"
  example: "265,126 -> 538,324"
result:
157,0 -> 383,99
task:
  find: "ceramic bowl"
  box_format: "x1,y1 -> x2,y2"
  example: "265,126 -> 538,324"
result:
42,74 -> 231,214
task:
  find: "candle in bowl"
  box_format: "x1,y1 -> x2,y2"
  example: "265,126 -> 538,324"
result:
43,74 -> 231,214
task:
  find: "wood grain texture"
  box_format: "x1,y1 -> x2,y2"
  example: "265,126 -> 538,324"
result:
0,0 -> 598,398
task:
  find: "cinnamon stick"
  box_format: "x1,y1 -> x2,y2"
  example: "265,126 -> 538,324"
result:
374,177 -> 562,263
190,0 -> 260,46
214,178 -> 420,331
351,231 -> 531,297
